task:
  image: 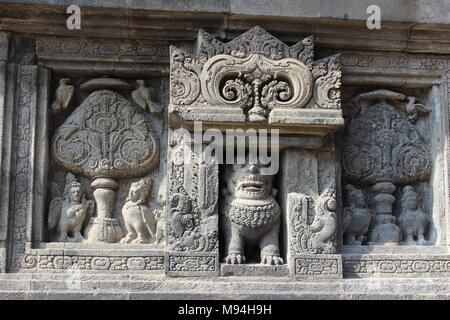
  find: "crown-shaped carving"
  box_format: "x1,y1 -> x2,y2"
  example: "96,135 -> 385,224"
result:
170,26 -> 342,128
196,26 -> 314,64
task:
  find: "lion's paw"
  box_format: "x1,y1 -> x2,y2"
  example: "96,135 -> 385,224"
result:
225,253 -> 246,264
260,254 -> 283,265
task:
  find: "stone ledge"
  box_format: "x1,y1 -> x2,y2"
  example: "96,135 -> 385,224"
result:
1,273 -> 450,299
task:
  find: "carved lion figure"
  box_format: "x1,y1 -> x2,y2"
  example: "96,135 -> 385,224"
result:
399,185 -> 430,245
343,184 -> 371,245
48,173 -> 95,242
220,163 -> 283,265
120,177 -> 156,244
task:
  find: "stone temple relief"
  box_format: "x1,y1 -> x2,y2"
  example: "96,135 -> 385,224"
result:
220,162 -> 283,265
341,89 -> 432,245
48,76 -> 165,244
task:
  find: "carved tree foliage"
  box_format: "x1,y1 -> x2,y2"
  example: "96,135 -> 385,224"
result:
342,92 -> 431,185
52,90 -> 158,179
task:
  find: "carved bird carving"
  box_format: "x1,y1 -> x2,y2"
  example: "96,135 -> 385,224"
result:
132,80 -> 162,117
402,96 -> 432,123
51,78 -> 74,114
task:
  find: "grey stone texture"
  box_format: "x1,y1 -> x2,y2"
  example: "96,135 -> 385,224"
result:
0,0 -> 449,299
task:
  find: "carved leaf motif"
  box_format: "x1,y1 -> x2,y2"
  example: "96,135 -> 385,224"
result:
261,80 -> 292,109
197,27 -> 314,63
201,53 -> 312,111
311,55 -> 341,109
342,96 -> 431,184
51,90 -> 158,179
170,48 -> 202,105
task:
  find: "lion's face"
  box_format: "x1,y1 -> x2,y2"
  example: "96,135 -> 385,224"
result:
227,164 -> 273,200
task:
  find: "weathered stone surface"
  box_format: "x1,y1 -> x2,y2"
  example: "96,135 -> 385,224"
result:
0,1 -> 449,300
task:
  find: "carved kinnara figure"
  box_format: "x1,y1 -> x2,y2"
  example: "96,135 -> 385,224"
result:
399,185 -> 430,245
120,177 -> 157,244
343,184 -> 372,245
48,173 -> 95,242
221,163 -> 283,265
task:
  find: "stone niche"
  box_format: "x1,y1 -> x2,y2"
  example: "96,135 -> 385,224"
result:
167,26 -> 344,278
15,69 -> 168,272
340,88 -> 437,247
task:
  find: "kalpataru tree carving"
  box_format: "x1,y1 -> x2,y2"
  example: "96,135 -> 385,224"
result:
51,84 -> 159,243
221,163 -> 283,265
169,26 -> 341,124
342,89 -> 432,245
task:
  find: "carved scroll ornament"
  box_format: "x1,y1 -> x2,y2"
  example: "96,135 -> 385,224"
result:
170,26 -> 342,123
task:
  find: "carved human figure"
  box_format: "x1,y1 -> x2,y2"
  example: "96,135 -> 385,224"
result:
221,163 -> 283,265
343,184 -> 371,245
120,177 -> 157,244
48,173 -> 95,242
399,185 -> 430,245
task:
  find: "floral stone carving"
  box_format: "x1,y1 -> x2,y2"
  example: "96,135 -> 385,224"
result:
51,89 -> 159,243
220,163 -> 283,265
342,89 -> 432,245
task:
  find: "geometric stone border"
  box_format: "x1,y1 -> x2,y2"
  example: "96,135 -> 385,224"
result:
165,252 -> 219,277
220,264 -> 289,277
343,255 -> 450,277
19,249 -> 164,272
290,254 -> 343,279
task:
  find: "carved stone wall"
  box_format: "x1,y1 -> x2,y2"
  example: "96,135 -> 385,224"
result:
0,5 -> 450,297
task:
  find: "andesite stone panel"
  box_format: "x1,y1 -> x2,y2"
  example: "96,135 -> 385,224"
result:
0,2 -> 449,299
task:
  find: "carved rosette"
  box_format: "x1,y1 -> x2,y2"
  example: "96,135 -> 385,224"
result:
51,89 -> 159,243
